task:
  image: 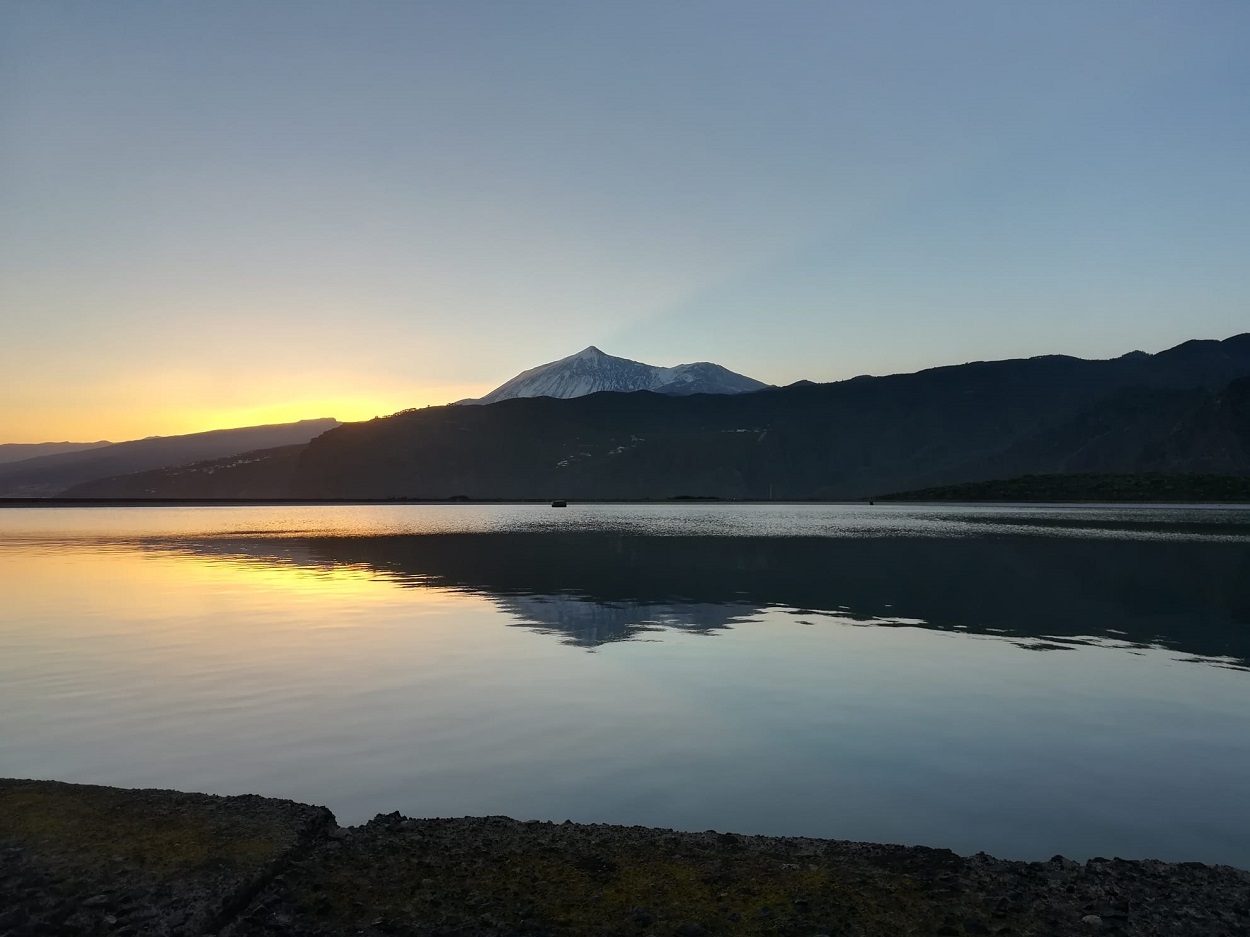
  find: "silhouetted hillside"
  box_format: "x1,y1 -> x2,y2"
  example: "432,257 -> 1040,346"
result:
63,445 -> 307,498
954,376 -> 1250,481
0,419 -> 339,497
58,335 -> 1250,500
0,441 -> 110,465
287,335 -> 1250,500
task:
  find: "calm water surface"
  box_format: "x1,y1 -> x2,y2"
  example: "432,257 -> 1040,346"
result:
2,503 -> 1249,866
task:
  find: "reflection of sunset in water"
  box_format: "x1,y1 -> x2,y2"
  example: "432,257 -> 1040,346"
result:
0,540 -> 498,706
0,539 -> 437,623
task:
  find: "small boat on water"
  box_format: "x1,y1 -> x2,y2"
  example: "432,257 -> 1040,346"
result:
551,499 -> 568,507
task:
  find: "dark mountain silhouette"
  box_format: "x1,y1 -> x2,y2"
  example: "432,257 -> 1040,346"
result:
0,441 -> 111,465
951,376 -> 1250,481
50,334 -> 1250,500
0,419 -> 339,497
284,334 -> 1250,500
63,444 -> 308,498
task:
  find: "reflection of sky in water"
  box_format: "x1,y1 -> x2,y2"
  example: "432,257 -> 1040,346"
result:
2,504 -> 1250,868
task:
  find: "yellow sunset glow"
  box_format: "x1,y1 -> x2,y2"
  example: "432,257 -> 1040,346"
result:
0,541 -> 500,700
0,539 -> 474,621
0,382 -> 493,444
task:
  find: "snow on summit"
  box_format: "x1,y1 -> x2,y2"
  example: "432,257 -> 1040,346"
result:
461,347 -> 769,405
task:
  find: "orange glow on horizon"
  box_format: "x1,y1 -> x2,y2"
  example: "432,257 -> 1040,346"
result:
0,382 -> 493,444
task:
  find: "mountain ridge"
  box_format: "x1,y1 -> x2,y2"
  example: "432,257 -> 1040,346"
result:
47,333 -> 1250,500
280,332 -> 1250,501
0,418 -> 340,497
0,441 -> 111,465
459,346 -> 769,404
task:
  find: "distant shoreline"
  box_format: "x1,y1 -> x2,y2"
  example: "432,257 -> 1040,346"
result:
2,496 -> 1249,509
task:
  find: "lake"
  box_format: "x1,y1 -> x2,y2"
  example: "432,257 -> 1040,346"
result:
2,503 -> 1249,867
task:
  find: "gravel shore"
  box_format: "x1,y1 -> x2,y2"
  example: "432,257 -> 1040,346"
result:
2,779 -> 1247,937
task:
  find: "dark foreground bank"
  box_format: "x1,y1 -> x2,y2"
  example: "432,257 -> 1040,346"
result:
2,780 -> 1247,937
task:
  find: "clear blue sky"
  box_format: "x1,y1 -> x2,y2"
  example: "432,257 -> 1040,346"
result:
2,1 -> 1247,441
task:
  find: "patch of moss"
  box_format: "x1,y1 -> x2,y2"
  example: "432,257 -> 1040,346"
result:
286,831 -> 994,936
0,785 -> 282,878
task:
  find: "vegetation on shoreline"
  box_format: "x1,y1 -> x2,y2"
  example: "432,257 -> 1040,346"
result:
878,472 -> 1250,503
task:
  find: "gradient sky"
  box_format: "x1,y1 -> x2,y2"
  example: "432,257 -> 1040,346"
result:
3,1 -> 1248,442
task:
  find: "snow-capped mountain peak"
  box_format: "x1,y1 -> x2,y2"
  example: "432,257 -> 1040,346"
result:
460,348 -> 769,405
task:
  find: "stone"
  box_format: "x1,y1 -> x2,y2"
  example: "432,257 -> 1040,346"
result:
0,778 -> 333,937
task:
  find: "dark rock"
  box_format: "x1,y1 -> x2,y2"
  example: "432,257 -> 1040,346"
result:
6,779 -> 1250,937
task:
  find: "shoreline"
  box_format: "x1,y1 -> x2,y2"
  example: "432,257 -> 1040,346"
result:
3,779 -> 1247,936
3,497 -> 1250,509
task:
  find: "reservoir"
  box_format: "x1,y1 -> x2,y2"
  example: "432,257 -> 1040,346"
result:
2,503 -> 1248,866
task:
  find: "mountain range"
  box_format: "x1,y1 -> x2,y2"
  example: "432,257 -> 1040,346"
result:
45,333 -> 1250,501
458,346 -> 768,404
0,441 -> 111,465
0,419 -> 338,497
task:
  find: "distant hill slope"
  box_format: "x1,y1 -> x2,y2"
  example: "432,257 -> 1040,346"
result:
878,473 -> 1250,502
954,377 -> 1250,482
0,441 -> 111,465
62,444 -> 308,498
0,419 -> 339,497
59,334 -> 1250,501
461,346 -> 769,404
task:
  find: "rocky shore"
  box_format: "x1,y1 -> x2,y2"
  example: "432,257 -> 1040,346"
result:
2,779 -> 1247,937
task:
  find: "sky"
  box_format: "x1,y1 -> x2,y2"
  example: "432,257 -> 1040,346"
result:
2,1 -> 1248,443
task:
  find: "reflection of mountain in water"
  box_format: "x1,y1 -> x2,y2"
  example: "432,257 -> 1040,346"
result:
147,531 -> 1250,664
493,594 -> 757,646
